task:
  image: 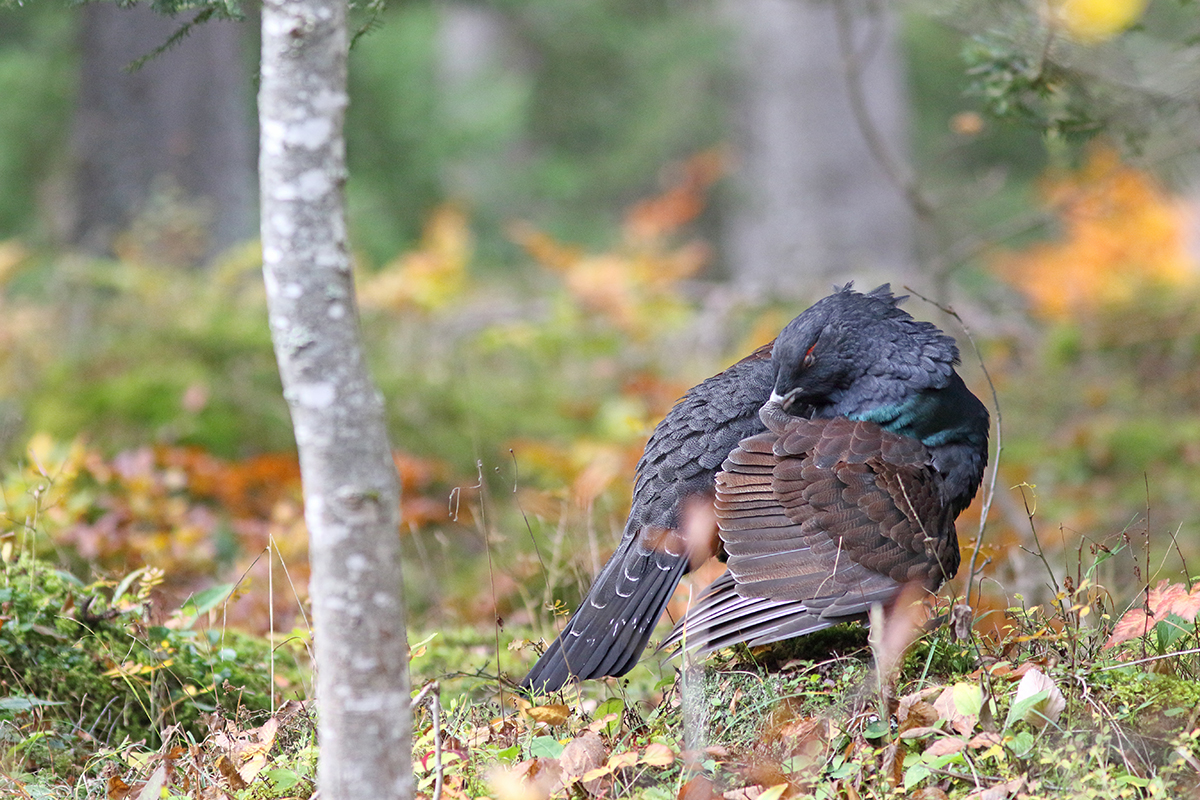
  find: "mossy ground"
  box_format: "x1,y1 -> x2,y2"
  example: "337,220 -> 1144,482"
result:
5,553 -> 1200,798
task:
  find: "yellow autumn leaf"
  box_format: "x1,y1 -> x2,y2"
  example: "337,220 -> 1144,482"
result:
994,146 -> 1197,319
757,784 -> 790,800
359,205 -> 470,312
102,659 -> 173,679
640,743 -> 675,767
1053,0 -> 1149,43
524,703 -> 571,726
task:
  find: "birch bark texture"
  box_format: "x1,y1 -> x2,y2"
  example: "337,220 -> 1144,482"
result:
259,1 -> 412,797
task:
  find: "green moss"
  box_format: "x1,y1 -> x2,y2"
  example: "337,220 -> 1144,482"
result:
1093,668 -> 1200,737
0,558 -> 294,775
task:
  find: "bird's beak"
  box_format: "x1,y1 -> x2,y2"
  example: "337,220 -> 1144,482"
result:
769,388 -> 803,412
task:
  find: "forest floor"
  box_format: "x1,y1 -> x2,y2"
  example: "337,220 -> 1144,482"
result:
4,550 -> 1200,800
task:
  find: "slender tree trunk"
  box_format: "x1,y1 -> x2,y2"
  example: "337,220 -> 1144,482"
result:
259,1 -> 412,797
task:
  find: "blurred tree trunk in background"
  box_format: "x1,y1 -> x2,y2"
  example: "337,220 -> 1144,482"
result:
720,0 -> 916,295
70,2 -> 255,264
435,1 -> 529,203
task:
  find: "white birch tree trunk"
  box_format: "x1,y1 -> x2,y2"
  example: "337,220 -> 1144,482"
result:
259,1 -> 412,797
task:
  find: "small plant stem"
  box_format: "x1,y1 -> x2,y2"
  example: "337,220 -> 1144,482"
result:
904,287 -> 1002,610
1016,484 -> 1066,617
1093,646 -> 1200,672
474,461 -> 504,712
412,682 -> 443,800
868,603 -> 892,742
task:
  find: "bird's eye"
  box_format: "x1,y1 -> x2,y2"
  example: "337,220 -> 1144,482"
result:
802,345 -> 816,367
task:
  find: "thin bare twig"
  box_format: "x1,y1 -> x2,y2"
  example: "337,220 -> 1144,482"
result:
1093,647 -> 1200,672
1016,485 -> 1065,604
904,288 -> 1003,610
474,461 -> 505,711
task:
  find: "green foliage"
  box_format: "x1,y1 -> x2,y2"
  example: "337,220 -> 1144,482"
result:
943,0 -> 1200,159
964,33 -> 1104,140
345,0 -> 728,264
7,253 -> 293,458
0,557 -> 289,775
0,4 -> 74,240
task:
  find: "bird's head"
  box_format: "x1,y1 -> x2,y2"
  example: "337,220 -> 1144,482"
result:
771,284 -> 960,415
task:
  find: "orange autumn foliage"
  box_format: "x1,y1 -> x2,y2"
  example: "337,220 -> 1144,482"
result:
17,437 -> 456,633
1103,579 -> 1200,649
511,150 -> 724,338
995,146 -> 1197,319
359,205 -> 471,313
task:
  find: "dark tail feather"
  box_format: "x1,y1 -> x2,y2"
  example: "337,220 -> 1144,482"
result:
660,570 -> 826,656
521,536 -> 689,695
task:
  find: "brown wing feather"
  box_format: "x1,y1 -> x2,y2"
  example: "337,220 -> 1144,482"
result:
662,415 -> 959,654
726,417 -> 956,595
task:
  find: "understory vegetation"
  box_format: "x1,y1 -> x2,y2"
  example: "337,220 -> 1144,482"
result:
1,142 -> 1200,797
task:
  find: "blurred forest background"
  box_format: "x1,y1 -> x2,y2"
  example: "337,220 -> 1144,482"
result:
0,0 -> 1199,676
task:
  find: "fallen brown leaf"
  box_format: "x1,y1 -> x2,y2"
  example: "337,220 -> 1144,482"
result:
898,701 -> 940,733
215,755 -> 246,791
924,736 -> 966,757
722,788 -> 763,800
525,704 -> 570,726
897,686 -> 942,724
559,731 -> 608,796
678,774 -> 720,800
106,774 -> 133,800
642,743 -> 676,767
968,732 -> 1003,749
933,682 -> 983,736
965,775 -> 1025,800
911,787 -> 950,800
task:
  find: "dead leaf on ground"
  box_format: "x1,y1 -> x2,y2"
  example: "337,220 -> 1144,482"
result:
491,758 -> 561,800
881,741 -> 904,786
924,736 -> 966,757
642,743 -> 676,766
678,774 -> 720,800
133,764 -> 168,800
1009,668 -> 1065,729
215,755 -> 246,791
911,788 -> 950,800
968,732 -> 1003,749
1105,580 -> 1200,649
756,785 -> 789,800
559,731 -> 609,796
897,686 -> 942,724
524,703 -> 570,726
585,712 -> 620,733
106,773 -> 133,800
933,682 -> 984,736
722,788 -> 762,800
965,775 -> 1025,800
898,700 -> 940,733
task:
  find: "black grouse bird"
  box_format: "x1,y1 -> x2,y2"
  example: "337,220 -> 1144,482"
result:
521,284 -> 989,693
